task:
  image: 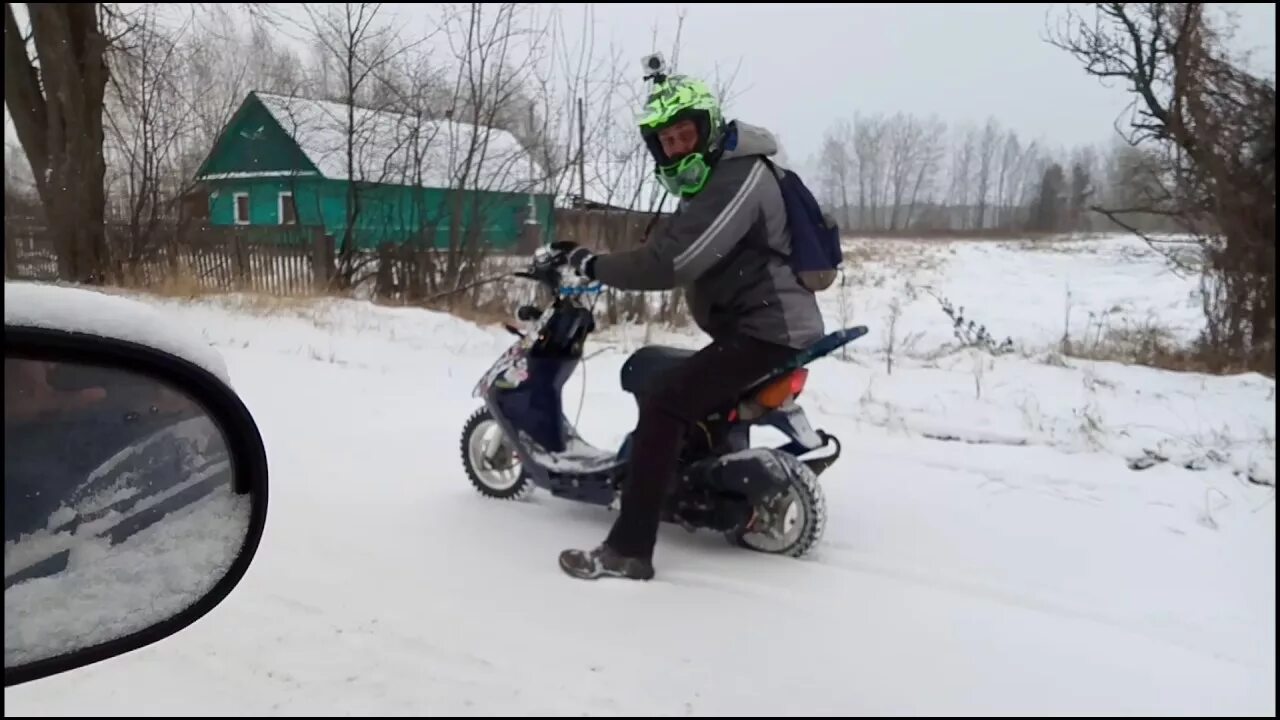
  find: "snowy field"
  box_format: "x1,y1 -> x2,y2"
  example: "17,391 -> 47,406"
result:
5,234 -> 1275,716
819,233 -> 1210,355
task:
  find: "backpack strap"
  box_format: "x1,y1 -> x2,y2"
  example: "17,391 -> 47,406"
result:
751,155 -> 794,263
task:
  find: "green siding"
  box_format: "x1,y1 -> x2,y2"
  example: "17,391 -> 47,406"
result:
206,178 -> 553,250
197,92 -> 553,251
208,178 -> 323,226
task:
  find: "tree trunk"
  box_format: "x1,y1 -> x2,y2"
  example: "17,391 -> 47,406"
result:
4,3 -> 110,283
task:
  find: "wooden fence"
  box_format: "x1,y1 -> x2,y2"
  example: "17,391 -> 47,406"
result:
177,225 -> 334,294
4,218 -> 336,294
2,209 -> 684,321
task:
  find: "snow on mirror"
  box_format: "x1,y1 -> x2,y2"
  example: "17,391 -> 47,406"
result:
4,357 -> 251,669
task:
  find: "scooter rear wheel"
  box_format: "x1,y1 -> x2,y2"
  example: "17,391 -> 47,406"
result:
727,450 -> 826,558
461,407 -> 534,501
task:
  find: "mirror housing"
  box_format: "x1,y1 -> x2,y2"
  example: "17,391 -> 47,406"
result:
5,287 -> 269,688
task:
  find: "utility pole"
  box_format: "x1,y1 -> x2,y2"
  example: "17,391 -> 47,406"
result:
577,96 -> 586,206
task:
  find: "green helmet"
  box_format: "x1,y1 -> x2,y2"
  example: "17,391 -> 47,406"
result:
637,75 -> 724,197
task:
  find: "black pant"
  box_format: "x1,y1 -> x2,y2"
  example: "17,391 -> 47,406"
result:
605,333 -> 799,559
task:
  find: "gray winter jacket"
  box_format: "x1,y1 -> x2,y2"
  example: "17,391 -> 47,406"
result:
592,121 -> 825,350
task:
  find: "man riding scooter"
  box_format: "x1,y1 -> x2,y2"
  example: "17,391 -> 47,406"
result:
548,72 -> 826,581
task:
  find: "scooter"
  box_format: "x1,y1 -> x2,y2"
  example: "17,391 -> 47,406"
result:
460,248 -> 867,557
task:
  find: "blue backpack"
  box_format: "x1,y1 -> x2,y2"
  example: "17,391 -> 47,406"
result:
759,156 -> 843,292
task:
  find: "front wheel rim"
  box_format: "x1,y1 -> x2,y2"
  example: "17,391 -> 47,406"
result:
467,419 -> 522,490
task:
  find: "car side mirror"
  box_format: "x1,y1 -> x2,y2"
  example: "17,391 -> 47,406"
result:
4,324 -> 269,687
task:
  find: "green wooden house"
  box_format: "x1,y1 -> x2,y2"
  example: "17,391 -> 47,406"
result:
191,91 -> 554,251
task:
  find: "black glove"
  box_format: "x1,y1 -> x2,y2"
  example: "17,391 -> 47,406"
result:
550,241 -> 596,280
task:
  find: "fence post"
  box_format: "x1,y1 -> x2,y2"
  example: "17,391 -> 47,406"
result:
311,229 -> 334,290
231,233 -> 249,289
375,243 -> 394,300
167,223 -> 182,278
408,246 -> 428,302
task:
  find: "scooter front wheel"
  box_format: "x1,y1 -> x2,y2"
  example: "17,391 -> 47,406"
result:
461,407 -> 534,501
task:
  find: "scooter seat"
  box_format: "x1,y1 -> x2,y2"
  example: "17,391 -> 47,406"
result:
619,345 -> 696,396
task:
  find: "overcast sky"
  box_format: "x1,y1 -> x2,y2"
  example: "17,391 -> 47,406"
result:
6,2 -> 1276,177
543,2 -> 1276,167
253,2 -> 1276,172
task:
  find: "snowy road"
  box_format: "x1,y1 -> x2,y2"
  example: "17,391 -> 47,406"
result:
5,237 -> 1274,716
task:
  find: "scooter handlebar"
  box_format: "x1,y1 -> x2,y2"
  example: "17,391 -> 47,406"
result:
514,247 -> 604,297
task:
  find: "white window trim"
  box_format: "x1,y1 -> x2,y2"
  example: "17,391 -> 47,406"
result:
233,192 -> 250,225
278,191 -> 296,225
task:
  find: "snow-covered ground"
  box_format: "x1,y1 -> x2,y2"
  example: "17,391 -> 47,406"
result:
5,234 -> 1275,716
818,233 -> 1210,355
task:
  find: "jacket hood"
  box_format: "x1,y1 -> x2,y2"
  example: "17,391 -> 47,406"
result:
719,120 -> 778,161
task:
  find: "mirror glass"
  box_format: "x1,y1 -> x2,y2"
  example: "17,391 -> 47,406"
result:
4,357 -> 252,670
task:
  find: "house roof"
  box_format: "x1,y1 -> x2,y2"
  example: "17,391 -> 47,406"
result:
235,92 -> 547,193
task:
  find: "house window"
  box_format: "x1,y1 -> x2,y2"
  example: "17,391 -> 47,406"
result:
278,191 -> 297,225
233,192 -> 250,225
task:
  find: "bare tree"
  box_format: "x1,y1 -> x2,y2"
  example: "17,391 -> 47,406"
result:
816,119 -> 855,228
946,123 -> 977,229
1014,141 -> 1048,227
885,113 -> 919,231
293,2 -> 432,287
383,2 -> 564,304
852,113 -> 887,230
993,130 -> 1023,229
1049,2 -> 1276,373
102,4 -> 199,281
911,114 -> 952,226
1067,145 -> 1098,231
432,3 -> 552,293
973,117 -> 1001,230
539,3 -> 642,213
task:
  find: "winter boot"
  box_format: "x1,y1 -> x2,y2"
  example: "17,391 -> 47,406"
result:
558,544 -> 655,581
